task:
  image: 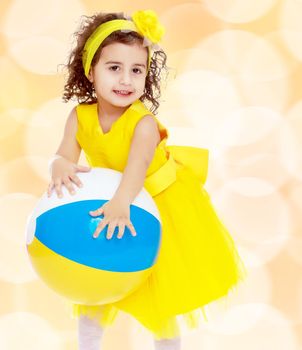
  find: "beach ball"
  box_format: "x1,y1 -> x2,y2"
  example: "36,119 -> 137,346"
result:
25,167 -> 162,305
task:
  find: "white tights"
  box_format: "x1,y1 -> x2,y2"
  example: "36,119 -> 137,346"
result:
77,314 -> 181,350
78,315 -> 104,350
153,337 -> 182,350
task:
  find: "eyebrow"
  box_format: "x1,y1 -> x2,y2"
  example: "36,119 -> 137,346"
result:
105,60 -> 146,68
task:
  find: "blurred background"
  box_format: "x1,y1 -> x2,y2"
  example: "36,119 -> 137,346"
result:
1,0 -> 302,349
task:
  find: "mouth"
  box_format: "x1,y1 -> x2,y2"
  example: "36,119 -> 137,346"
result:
113,90 -> 133,96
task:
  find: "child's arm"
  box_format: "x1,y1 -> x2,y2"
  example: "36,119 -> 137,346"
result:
55,107 -> 82,163
112,115 -> 161,205
89,115 -> 160,240
47,107 -> 91,198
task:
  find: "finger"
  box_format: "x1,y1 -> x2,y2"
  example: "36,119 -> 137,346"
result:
62,176 -> 76,195
47,180 -> 54,197
54,179 -> 63,198
69,174 -> 83,188
106,220 -> 119,240
93,218 -> 108,238
89,207 -> 104,216
127,221 -> 137,237
117,223 -> 125,239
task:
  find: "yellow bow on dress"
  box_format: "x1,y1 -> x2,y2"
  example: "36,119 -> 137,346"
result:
144,145 -> 209,197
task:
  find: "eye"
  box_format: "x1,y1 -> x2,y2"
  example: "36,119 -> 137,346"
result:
108,66 -> 143,74
109,65 -> 119,71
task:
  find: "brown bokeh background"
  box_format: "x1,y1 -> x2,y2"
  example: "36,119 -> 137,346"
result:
1,0 -> 302,349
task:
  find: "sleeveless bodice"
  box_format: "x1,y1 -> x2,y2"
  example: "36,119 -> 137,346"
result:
75,98 -> 209,197
76,99 -> 168,175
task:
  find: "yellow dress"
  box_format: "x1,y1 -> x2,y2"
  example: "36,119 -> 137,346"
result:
68,98 -> 248,340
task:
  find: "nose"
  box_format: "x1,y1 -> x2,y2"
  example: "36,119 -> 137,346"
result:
119,70 -> 132,85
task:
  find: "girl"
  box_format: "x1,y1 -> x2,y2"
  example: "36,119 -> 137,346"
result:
47,9 -> 247,350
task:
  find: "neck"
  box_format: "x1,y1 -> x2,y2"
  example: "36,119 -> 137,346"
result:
96,97 -> 134,119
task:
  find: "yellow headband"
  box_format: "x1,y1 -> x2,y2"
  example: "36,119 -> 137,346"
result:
82,10 -> 165,78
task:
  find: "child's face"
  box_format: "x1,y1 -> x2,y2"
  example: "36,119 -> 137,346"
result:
88,42 -> 148,106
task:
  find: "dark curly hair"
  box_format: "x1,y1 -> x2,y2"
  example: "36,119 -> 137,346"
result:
59,11 -> 172,115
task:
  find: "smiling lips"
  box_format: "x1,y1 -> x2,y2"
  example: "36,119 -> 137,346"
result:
113,90 -> 133,96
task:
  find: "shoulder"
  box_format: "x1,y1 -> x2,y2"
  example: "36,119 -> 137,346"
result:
69,106 -> 77,118
135,114 -> 160,134
64,106 -> 78,134
66,103 -> 94,132
132,114 -> 161,146
136,114 -> 158,128
75,102 -> 96,117
135,112 -> 169,145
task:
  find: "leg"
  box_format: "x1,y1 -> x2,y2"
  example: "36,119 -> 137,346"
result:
78,314 -> 104,350
153,337 -> 182,350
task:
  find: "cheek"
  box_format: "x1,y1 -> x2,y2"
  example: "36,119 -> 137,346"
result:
94,74 -> 110,88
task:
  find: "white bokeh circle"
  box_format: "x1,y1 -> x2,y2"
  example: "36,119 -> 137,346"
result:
0,55 -> 28,109
0,108 -> 32,141
203,0 -> 277,24
0,312 -> 63,349
192,303 -> 299,350
164,69 -> 241,148
9,36 -> 66,75
279,100 -> 302,181
214,106 -> 283,147
25,98 -> 77,180
185,30 -> 289,112
210,177 -> 291,265
280,0 -> 302,61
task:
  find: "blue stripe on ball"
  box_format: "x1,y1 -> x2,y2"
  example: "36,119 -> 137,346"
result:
35,200 -> 161,272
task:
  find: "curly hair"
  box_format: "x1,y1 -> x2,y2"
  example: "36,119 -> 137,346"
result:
59,11 -> 172,115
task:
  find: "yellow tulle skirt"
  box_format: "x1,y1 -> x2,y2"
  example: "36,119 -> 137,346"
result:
66,164 -> 248,340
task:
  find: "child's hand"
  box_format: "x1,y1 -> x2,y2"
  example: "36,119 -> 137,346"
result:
89,198 -> 137,240
47,157 -> 91,198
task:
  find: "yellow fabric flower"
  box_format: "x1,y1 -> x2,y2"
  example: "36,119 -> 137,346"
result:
131,9 -> 165,44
